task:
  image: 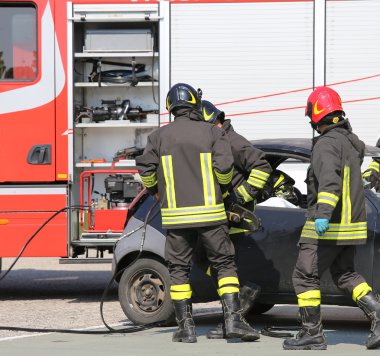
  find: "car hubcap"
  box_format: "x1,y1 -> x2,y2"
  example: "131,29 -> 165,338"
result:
129,270 -> 165,313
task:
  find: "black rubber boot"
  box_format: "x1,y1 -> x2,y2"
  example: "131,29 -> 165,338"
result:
207,282 -> 261,339
282,306 -> 327,350
172,299 -> 197,343
207,322 -> 226,340
357,292 -> 380,349
221,292 -> 260,342
240,282 -> 262,315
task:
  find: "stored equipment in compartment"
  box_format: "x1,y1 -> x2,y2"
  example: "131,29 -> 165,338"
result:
105,174 -> 143,206
75,100 -> 147,123
84,29 -> 153,52
80,170 -> 143,233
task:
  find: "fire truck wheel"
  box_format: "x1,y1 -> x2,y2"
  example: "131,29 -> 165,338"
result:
247,303 -> 275,316
118,257 -> 174,325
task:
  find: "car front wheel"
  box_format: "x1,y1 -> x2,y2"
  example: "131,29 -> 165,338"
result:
118,258 -> 174,325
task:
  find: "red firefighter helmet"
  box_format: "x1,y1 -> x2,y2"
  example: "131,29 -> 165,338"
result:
305,86 -> 344,124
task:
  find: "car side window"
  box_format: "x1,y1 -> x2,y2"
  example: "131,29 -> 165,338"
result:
277,159 -> 308,196
257,158 -> 308,209
0,3 -> 37,81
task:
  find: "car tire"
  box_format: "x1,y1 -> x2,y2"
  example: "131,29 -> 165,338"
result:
118,258 -> 174,325
248,303 -> 275,315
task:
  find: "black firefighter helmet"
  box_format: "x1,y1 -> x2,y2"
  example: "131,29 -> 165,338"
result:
166,83 -> 202,114
201,100 -> 225,124
261,170 -> 299,205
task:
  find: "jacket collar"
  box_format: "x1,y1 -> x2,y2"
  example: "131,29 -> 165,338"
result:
314,119 -> 365,160
173,108 -> 204,122
222,119 -> 233,133
322,119 -> 351,135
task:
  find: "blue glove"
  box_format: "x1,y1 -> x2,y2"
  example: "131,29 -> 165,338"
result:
315,218 -> 329,236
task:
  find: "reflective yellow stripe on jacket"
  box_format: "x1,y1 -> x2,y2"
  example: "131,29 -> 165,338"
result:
363,170 -> 371,179
369,161 -> 380,173
317,191 -> 339,208
214,167 -> 233,185
161,205 -> 227,225
301,221 -> 367,240
162,155 -> 176,209
201,153 -> 216,206
237,185 -> 254,202
160,153 -> 227,226
341,165 -> 352,224
140,171 -> 158,188
247,169 -> 270,189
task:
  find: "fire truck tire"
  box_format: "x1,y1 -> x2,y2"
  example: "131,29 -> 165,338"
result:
118,258 -> 174,325
247,303 -> 275,315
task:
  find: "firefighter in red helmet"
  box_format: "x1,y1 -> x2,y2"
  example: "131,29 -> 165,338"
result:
283,86 -> 380,350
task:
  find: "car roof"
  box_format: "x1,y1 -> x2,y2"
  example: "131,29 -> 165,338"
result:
250,138 -> 312,159
250,138 -> 380,160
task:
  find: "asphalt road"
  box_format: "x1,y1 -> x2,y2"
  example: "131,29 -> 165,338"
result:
0,257 -> 374,355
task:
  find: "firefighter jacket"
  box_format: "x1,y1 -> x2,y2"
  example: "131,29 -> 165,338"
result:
222,120 -> 272,206
136,109 -> 234,230
362,138 -> 380,193
300,120 -> 367,245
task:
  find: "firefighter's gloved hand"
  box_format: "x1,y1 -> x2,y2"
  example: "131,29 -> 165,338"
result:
233,188 -> 246,206
315,218 -> 329,236
223,192 -> 235,211
224,189 -> 242,211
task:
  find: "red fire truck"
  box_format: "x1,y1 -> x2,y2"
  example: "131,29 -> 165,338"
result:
0,0 -> 379,262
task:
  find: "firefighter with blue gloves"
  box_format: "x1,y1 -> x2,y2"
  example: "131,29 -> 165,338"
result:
283,86 -> 380,350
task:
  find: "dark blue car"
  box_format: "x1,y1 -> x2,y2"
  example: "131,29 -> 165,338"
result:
112,138 -> 380,325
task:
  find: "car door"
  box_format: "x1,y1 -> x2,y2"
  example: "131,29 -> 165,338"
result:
237,205 -> 306,299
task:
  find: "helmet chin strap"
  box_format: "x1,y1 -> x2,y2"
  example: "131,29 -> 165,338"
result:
310,121 -> 320,133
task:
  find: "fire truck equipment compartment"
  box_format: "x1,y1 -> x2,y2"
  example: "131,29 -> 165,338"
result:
84,29 -> 153,52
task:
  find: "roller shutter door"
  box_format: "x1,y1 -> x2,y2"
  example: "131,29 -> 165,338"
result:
326,0 -> 380,145
170,1 -> 314,140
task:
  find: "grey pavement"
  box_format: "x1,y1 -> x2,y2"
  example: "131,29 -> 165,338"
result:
0,305 -> 372,355
0,257 -> 374,355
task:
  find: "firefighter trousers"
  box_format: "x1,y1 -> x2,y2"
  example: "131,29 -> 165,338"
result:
292,243 -> 367,298
193,232 -> 244,278
165,224 -> 238,285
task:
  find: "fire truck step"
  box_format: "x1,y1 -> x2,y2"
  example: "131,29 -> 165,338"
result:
59,258 -> 112,264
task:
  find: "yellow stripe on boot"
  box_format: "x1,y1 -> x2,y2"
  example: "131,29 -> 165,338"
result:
170,284 -> 192,300
218,276 -> 239,296
297,290 -> 321,307
352,282 -> 372,302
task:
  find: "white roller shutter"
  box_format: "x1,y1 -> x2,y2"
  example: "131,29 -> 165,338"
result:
326,0 -> 380,145
170,1 -> 314,140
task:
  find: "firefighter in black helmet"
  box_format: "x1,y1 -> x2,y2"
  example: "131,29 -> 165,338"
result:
260,169 -> 300,206
362,137 -> 380,192
199,99 -> 272,340
136,83 -> 259,343
201,100 -> 272,209
283,86 -> 380,350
